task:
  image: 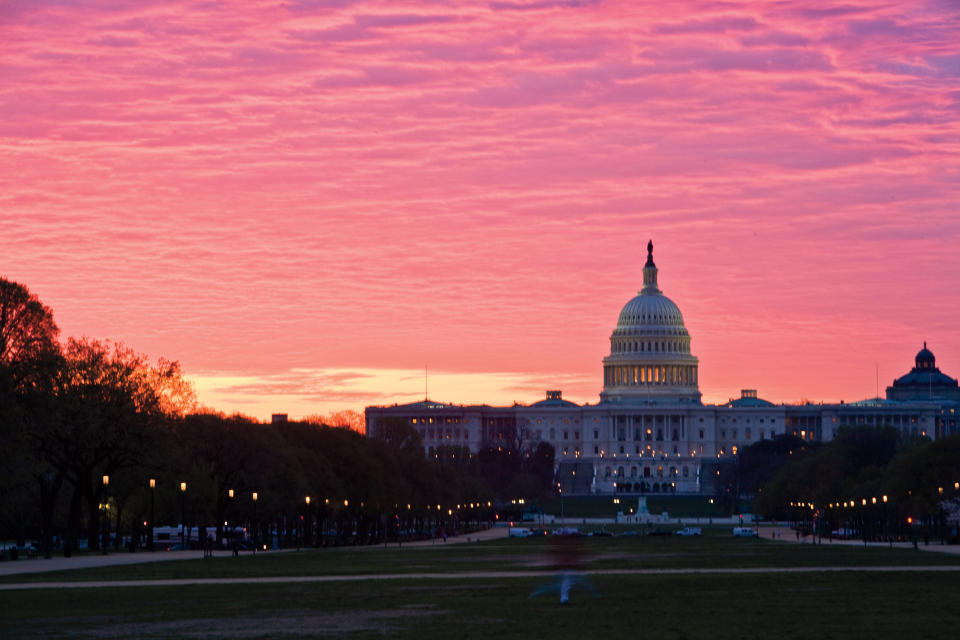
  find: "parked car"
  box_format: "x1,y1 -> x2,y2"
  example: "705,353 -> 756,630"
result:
529,528 -> 550,537
590,530 -> 613,537
732,527 -> 758,537
676,527 -> 702,536
831,528 -> 856,539
553,527 -> 581,537
508,527 -> 532,538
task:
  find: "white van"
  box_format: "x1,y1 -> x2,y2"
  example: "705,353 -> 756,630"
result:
732,527 -> 758,537
509,527 -> 532,538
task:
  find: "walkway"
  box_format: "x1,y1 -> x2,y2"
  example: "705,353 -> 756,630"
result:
0,527 -> 508,577
4,564 -> 960,591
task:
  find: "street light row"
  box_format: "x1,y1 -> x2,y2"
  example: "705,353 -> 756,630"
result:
116,477 -> 508,514
790,481 -> 960,511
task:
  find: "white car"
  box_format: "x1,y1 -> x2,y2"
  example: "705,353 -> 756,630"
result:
675,527 -> 702,536
508,527 -> 532,538
732,527 -> 758,537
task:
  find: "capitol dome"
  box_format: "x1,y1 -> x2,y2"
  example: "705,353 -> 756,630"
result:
601,241 -> 701,405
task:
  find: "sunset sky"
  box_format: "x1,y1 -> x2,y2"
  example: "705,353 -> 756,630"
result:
3,1 -> 959,421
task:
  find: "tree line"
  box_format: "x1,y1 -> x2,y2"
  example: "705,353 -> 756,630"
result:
750,427 -> 960,543
0,277 -> 554,555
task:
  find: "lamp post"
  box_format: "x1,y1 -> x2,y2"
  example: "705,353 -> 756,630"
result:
180,482 -> 187,550
101,475 -> 110,555
305,496 -> 311,548
227,489 -> 234,547
252,492 -> 258,555
148,478 -> 156,551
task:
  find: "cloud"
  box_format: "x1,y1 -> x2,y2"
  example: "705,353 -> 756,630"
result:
654,16 -> 760,34
2,0 -> 959,418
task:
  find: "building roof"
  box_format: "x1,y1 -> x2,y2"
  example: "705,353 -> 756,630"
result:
724,389 -> 775,407
529,390 -> 580,408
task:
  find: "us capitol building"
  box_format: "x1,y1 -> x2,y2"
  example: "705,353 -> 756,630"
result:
365,242 -> 959,495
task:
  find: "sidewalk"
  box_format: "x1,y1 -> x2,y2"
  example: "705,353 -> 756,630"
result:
0,528 -> 508,577
756,524 -> 960,554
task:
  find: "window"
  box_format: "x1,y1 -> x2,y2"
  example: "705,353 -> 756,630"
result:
594,446 -> 599,454
563,431 -> 569,440
550,428 -> 555,439
594,429 -> 599,439
699,429 -> 704,439
745,428 -> 751,440
574,431 -> 580,440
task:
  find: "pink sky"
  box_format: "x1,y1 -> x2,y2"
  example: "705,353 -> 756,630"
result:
3,0 -> 959,420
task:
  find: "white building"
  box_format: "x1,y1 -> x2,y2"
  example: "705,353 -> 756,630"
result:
365,242 -> 958,495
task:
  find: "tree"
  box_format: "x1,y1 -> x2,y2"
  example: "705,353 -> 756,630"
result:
0,278 -> 61,547
371,417 -> 424,458
0,277 -> 61,392
305,410 -> 365,434
31,338 -> 192,550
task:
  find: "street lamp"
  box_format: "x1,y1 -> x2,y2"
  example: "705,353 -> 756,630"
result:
149,478 -> 156,551
252,492 -> 258,555
226,489 -> 234,546
304,496 -> 311,548
180,482 -> 187,550
101,475 -> 110,555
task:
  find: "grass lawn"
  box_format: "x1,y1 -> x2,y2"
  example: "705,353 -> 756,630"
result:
3,533 -> 960,638
3,571 -> 959,639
